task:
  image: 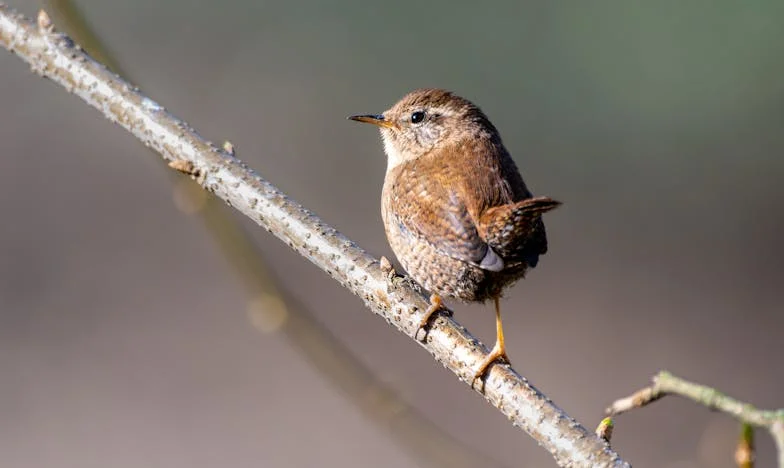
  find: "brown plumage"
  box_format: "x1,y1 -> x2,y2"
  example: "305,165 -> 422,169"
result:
349,89 -> 560,382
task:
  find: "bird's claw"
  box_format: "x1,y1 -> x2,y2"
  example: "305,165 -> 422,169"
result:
471,342 -> 509,384
418,294 -> 447,332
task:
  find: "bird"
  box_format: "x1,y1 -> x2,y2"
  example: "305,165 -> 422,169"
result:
349,89 -> 560,382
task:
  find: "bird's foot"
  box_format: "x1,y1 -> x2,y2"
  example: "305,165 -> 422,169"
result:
418,293 -> 447,333
471,341 -> 509,384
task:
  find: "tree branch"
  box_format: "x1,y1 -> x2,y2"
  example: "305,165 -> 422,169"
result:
0,5 -> 627,466
607,371 -> 784,467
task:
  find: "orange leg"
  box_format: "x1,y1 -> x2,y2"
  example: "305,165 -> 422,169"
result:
472,296 -> 510,382
419,293 -> 445,330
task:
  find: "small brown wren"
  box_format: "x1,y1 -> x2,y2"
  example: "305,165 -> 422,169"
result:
349,89 -> 560,382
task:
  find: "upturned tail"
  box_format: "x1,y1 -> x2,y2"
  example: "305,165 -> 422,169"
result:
480,196 -> 561,267
508,196 -> 562,216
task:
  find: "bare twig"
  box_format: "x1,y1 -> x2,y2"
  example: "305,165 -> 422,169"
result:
0,5 -> 627,466
607,371 -> 784,467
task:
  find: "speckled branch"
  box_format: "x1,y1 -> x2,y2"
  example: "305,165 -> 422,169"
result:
0,5 -> 627,467
607,371 -> 784,467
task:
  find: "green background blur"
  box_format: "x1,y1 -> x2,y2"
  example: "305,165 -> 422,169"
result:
1,1 -> 783,466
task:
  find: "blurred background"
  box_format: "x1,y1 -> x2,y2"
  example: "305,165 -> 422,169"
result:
1,1 -> 783,466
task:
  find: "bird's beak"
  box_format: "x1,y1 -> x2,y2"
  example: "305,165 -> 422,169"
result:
348,114 -> 396,129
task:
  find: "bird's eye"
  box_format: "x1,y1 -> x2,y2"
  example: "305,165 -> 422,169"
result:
410,111 -> 426,124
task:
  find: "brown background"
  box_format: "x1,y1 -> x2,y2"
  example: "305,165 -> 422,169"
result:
1,1 -> 783,466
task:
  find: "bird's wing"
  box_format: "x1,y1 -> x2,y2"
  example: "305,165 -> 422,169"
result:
387,167 -> 504,272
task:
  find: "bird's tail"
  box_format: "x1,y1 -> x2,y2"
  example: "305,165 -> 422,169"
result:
481,196 -> 561,234
513,196 -> 562,216
479,196 -> 561,263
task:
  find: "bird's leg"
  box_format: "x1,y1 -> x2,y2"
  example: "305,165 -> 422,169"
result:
471,296 -> 510,383
418,293 -> 446,330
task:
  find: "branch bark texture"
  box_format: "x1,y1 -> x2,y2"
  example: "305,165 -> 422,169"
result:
608,371 -> 784,467
0,5 -> 627,466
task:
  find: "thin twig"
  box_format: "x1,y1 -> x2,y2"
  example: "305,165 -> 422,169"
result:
607,371 -> 784,467
0,5 -> 627,466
